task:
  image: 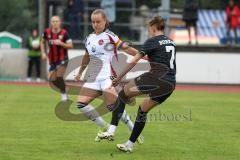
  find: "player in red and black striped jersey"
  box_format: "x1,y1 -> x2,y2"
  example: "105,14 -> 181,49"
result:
40,16 -> 73,101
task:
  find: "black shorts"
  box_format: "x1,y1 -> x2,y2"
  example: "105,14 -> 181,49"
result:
185,19 -> 197,27
49,60 -> 68,72
134,72 -> 175,104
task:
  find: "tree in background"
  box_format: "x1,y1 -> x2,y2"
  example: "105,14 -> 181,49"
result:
0,0 -> 38,46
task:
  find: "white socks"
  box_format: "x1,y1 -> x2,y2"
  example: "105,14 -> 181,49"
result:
107,110 -> 134,135
79,105 -> 134,134
108,125 -> 117,134
61,93 -> 68,101
121,110 -> 134,131
79,104 -> 107,128
125,140 -> 134,148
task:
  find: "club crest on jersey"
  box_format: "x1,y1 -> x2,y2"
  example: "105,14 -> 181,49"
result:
92,45 -> 96,52
98,39 -> 104,45
49,40 -> 54,45
48,35 -> 51,39
58,35 -> 63,40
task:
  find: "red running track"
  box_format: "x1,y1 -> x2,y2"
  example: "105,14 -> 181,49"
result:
0,81 -> 240,93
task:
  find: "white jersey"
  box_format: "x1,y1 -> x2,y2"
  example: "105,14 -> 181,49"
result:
84,30 -> 121,81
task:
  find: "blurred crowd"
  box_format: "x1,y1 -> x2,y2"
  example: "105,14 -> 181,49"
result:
61,0 -> 240,45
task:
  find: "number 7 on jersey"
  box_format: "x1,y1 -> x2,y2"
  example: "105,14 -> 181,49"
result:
165,46 -> 175,69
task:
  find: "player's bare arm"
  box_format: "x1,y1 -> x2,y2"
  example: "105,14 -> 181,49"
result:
116,40 -> 138,56
75,51 -> 90,81
40,38 -> 47,60
112,52 -> 143,86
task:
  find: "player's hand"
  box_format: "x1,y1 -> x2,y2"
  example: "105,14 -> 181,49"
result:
54,39 -> 63,46
41,53 -> 47,60
121,42 -> 129,49
112,76 -> 122,87
74,73 -> 82,82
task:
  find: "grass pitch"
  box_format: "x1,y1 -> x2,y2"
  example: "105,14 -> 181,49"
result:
0,84 -> 239,160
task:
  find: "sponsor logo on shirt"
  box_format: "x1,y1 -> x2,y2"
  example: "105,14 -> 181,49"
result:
49,40 -> 54,45
98,39 -> 104,45
58,35 -> 63,40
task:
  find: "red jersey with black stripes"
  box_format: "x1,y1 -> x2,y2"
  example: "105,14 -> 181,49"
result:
42,28 -> 72,64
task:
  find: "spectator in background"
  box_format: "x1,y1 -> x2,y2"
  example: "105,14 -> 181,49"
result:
67,0 -> 84,40
27,29 -> 41,82
226,0 -> 239,45
101,0 -> 116,32
182,0 -> 199,45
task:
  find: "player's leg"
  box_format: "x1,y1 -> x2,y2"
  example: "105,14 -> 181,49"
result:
48,64 -> 67,100
110,80 -> 142,128
98,79 -> 142,140
77,82 -> 109,141
117,98 -> 157,152
226,25 -> 231,45
55,64 -> 68,100
27,57 -> 34,82
95,82 -> 117,140
120,110 -> 134,132
35,57 -> 41,82
95,79 -> 136,139
233,28 -> 238,44
117,75 -> 175,152
193,21 -> 198,45
186,22 -> 191,44
49,69 -> 58,90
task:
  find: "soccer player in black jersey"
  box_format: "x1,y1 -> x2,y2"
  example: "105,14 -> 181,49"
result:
98,16 -> 176,152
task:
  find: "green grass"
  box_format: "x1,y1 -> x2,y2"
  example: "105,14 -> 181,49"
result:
0,84 -> 240,160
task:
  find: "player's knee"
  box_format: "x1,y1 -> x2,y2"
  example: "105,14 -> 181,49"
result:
49,72 -> 57,81
50,76 -> 57,81
118,89 -> 130,103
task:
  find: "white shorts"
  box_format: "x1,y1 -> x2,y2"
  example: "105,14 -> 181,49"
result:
83,78 -> 112,91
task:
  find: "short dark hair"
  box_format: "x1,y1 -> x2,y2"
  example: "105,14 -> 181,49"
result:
149,16 -> 165,31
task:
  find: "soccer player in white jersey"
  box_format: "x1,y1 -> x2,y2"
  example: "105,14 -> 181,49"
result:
75,9 -> 144,143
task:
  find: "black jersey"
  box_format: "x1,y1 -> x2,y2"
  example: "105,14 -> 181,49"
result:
140,35 -> 176,82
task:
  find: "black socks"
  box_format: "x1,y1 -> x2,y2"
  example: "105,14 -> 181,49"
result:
52,77 -> 66,93
110,90 -> 128,126
129,107 -> 148,143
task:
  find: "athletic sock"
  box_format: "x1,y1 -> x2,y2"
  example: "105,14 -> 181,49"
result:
111,95 -> 126,126
56,77 -> 66,93
121,110 -> 134,131
51,77 -> 66,93
61,93 -> 68,101
107,125 -> 117,134
125,140 -> 134,148
129,107 -> 148,143
77,103 -> 107,128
